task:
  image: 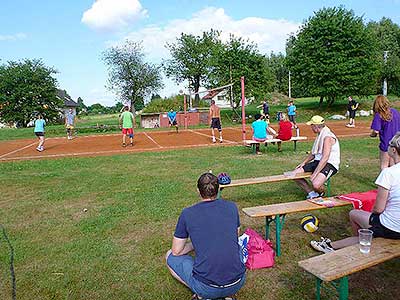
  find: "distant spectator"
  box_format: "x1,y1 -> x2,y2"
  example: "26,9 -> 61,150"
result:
370,95 -> 400,170
346,96 -> 359,128
257,100 -> 270,119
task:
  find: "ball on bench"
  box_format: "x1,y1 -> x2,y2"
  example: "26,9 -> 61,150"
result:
301,214 -> 319,233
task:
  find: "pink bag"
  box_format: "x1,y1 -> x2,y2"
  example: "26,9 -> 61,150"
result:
244,228 -> 275,269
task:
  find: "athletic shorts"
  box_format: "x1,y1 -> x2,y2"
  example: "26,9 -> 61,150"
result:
167,253 -> 245,299
122,128 -> 133,135
169,120 -> 177,126
369,213 -> 400,239
349,110 -> 356,118
210,118 -> 222,131
288,115 -> 296,123
302,160 -> 338,179
35,132 -> 44,137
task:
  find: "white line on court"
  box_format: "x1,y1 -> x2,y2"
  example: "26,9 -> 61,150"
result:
188,130 -> 237,144
0,141 -> 37,159
143,132 -> 162,148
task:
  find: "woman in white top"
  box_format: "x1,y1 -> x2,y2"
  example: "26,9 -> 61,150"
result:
311,131 -> 400,253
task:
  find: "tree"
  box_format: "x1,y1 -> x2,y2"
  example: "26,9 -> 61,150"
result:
268,52 -> 289,95
102,40 -> 164,115
0,59 -> 61,126
367,18 -> 400,95
164,30 -> 221,106
286,6 -> 379,105
76,97 -> 87,114
210,34 -> 274,107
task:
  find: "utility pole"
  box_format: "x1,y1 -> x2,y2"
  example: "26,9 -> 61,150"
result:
383,51 -> 389,96
288,71 -> 291,99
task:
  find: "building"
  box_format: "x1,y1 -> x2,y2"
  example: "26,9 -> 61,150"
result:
201,89 -> 232,108
57,89 -> 79,115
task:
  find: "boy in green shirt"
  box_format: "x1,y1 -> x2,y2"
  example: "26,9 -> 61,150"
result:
119,106 -> 135,147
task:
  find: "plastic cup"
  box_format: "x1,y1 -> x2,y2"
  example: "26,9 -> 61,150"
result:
358,229 -> 373,254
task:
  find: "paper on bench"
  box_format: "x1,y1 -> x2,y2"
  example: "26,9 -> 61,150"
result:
307,197 -> 336,207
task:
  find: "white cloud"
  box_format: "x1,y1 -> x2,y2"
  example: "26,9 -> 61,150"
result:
82,0 -> 147,31
115,7 -> 299,97
0,33 -> 27,41
123,7 -> 300,62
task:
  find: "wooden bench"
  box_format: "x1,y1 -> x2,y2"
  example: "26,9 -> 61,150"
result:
298,238 -> 400,300
219,172 -> 332,197
244,136 -> 307,153
242,197 -> 351,256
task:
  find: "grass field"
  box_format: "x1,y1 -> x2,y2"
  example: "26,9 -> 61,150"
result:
1,137 -> 399,300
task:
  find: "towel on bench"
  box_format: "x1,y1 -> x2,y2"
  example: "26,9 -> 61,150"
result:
337,190 -> 377,212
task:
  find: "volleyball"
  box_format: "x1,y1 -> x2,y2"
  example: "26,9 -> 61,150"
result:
300,214 -> 319,233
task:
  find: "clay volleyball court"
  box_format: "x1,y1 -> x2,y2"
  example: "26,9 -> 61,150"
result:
0,120 -> 373,162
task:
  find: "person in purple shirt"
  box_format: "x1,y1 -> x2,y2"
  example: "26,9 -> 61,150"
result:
370,95 -> 400,170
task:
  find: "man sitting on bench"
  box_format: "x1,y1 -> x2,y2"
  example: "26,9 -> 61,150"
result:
311,132 -> 400,253
292,115 -> 340,199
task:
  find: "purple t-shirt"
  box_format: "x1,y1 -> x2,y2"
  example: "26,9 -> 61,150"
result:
371,108 -> 400,151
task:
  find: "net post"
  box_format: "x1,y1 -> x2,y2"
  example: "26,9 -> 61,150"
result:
184,94 -> 188,129
241,76 -> 246,142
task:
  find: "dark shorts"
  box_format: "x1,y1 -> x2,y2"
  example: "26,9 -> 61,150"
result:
169,120 -> 177,126
302,160 -> 338,179
349,110 -> 356,118
369,213 -> 400,239
35,132 -> 44,137
288,115 -> 296,123
211,118 -> 222,131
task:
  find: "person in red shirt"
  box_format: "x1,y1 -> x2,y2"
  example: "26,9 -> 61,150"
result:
275,113 -> 292,152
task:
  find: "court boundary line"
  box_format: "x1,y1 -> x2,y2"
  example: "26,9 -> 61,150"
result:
0,142 -> 227,162
143,132 -> 162,148
0,141 -> 38,159
189,130 -> 237,144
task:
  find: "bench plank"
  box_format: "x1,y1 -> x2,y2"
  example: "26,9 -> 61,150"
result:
242,197 -> 350,217
223,172 -> 312,188
298,238 -> 400,282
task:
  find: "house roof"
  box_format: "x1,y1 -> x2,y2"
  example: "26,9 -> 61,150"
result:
57,89 -> 79,107
202,90 -> 222,100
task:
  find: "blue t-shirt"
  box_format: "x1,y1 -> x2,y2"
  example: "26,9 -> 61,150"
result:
34,119 -> 46,133
252,120 -> 267,139
288,104 -> 296,116
174,199 -> 245,286
168,111 -> 177,121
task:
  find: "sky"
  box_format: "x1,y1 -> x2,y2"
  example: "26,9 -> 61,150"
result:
1,0 -> 399,106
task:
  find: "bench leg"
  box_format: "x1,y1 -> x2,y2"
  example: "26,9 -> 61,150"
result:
217,187 -> 224,198
252,144 -> 256,154
316,278 -> 322,300
338,277 -> 349,300
294,140 -> 297,151
265,214 -> 286,257
315,276 -> 349,300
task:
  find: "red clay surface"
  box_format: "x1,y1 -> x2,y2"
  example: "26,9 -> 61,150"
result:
0,120 -> 372,162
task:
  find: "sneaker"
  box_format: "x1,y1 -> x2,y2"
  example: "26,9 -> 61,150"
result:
348,124 -> 355,128
310,237 -> 334,253
36,146 -> 41,152
212,138 -> 216,143
219,139 -> 223,143
306,191 -> 320,199
122,143 -> 126,147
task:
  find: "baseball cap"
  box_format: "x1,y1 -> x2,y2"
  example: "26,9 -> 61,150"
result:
306,115 -> 325,125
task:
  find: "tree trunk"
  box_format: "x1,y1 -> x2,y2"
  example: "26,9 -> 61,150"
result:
193,77 -> 200,107
319,96 -> 324,107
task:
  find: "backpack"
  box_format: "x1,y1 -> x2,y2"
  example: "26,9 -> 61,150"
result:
244,228 -> 275,269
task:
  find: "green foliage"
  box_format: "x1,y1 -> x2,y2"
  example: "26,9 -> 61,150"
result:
164,30 -> 221,105
102,40 -> 164,113
268,52 -> 289,95
0,59 -> 61,126
367,18 -> 400,95
286,6 -> 379,105
143,95 -> 209,113
211,35 -> 274,107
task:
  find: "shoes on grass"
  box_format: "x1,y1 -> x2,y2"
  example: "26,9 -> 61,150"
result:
310,237 -> 334,253
306,191 -> 320,199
